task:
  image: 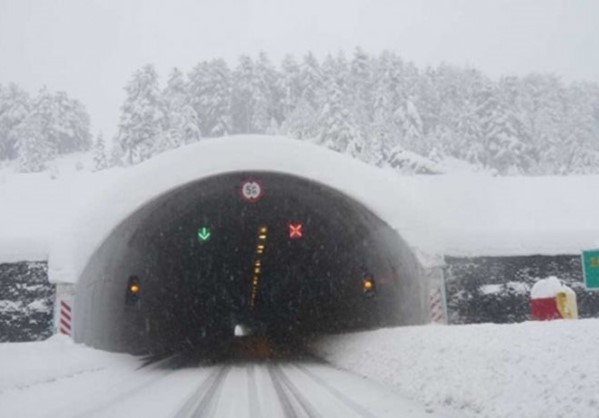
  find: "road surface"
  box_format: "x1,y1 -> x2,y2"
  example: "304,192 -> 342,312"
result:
83,362 -> 444,418
1,361 -> 448,417
0,340 -> 452,417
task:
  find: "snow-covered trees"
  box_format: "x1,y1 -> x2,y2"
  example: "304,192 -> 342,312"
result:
0,84 -> 91,167
396,99 -> 424,154
475,80 -> 532,173
230,56 -> 255,134
279,55 -> 302,120
4,49 -> 599,174
299,52 -> 323,112
37,90 -> 92,154
0,84 -> 30,160
318,75 -> 362,155
109,51 -> 599,174
15,114 -> 48,173
12,87 -> 92,173
162,68 -> 201,151
280,53 -> 322,140
318,54 -> 364,158
116,65 -> 165,164
349,47 -> 372,130
189,59 -> 231,137
92,132 -> 108,171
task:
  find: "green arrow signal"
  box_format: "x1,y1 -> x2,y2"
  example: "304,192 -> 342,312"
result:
197,227 -> 211,242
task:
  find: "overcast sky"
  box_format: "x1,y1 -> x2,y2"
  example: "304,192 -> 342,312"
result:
1,0 -> 598,139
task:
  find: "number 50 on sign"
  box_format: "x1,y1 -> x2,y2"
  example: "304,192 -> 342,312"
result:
240,179 -> 264,202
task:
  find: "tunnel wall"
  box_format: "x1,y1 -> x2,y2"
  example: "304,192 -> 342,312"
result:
74,198 -> 159,351
378,227 -> 433,325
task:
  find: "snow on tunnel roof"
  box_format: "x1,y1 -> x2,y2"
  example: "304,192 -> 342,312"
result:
46,136 -> 434,283
1,135 -> 599,283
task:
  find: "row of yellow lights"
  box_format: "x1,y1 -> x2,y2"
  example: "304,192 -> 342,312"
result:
250,226 -> 268,308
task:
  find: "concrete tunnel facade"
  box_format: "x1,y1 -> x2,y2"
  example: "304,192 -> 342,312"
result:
50,136 -> 437,354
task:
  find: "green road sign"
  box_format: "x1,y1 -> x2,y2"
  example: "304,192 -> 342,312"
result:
197,227 -> 211,242
581,249 -> 599,290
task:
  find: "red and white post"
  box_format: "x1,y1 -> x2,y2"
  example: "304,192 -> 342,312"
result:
54,283 -> 76,337
429,279 -> 448,324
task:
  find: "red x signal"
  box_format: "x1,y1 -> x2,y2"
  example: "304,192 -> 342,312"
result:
289,223 -> 303,239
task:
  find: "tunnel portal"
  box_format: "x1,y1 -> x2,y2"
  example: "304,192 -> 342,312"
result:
75,172 -> 427,354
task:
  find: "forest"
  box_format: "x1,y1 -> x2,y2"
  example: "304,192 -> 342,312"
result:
2,48 -> 598,175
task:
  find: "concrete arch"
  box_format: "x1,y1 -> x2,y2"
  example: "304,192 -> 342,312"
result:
49,137 -> 435,353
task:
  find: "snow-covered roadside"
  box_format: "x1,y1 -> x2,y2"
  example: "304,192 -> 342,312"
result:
311,319 -> 599,418
0,334 -> 137,393
0,335 -> 147,417
0,335 -> 214,418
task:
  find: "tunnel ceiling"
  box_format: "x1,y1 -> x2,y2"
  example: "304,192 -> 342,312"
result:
75,171 -> 427,354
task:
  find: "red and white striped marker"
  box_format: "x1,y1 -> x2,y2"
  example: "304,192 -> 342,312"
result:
59,300 -> 72,336
430,288 -> 445,324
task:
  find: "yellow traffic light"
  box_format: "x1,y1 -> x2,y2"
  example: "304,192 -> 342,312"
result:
129,284 -> 140,294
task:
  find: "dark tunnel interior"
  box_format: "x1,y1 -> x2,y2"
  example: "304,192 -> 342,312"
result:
75,172 -> 427,356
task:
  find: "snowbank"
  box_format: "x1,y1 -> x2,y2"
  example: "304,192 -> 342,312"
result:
0,335 -> 190,418
0,334 -> 135,393
0,165 -> 118,263
407,174 -> 599,257
311,319 -> 599,418
2,135 -> 599,277
480,281 -> 529,295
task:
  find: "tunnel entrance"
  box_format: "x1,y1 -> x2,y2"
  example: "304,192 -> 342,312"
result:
75,172 -> 428,354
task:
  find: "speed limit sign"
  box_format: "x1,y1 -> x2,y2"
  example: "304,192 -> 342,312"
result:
240,179 -> 264,202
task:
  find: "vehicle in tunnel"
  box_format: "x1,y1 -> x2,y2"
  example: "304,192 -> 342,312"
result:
75,171 -> 429,354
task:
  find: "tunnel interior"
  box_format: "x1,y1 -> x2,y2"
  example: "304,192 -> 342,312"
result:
75,172 -> 429,355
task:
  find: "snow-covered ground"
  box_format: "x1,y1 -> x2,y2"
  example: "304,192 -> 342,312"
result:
312,319 -> 599,418
0,335 -> 450,418
0,335 -> 135,393
1,320 -> 598,417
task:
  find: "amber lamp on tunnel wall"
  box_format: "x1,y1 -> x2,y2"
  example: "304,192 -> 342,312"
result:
363,277 -> 376,296
125,276 -> 141,306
